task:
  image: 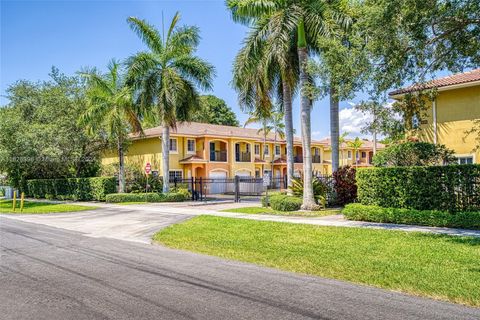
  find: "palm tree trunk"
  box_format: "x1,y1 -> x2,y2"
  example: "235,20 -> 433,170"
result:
117,138 -> 126,193
330,86 -> 339,173
297,21 -> 317,210
162,125 -> 170,193
282,80 -> 294,190
373,131 -> 377,155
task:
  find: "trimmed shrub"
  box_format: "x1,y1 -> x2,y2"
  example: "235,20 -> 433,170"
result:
26,177 -> 116,201
356,164 -> 480,212
105,193 -> 164,203
164,192 -> 187,202
261,191 -> 286,207
343,203 -> 480,230
333,165 -> 357,205
270,195 -> 303,211
105,192 -> 187,203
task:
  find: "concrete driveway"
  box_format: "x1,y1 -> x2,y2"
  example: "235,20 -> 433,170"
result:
1,204 -> 193,243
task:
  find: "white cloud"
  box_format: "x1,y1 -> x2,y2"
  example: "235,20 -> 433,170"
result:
312,131 -> 321,137
339,107 -> 372,138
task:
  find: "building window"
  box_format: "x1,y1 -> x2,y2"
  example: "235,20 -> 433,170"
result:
264,145 -> 270,156
169,170 -> 183,182
246,143 -> 251,153
169,138 -> 177,152
457,156 -> 474,165
275,145 -> 281,156
347,150 -> 352,159
187,139 -> 195,153
255,169 -> 261,178
254,144 -> 260,155
412,114 -> 420,129
361,151 -> 366,158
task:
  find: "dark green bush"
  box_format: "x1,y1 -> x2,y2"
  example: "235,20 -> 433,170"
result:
270,195 -> 303,211
105,192 -> 187,203
261,191 -> 285,207
26,177 -> 116,201
105,193 -> 164,203
357,164 -> 480,212
343,203 -> 480,230
372,141 -> 456,167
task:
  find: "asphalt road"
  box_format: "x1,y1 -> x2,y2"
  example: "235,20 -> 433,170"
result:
1,218 -> 478,320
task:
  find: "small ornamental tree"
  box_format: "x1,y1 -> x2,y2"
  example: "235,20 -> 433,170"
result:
372,141 -> 456,167
333,165 -> 357,205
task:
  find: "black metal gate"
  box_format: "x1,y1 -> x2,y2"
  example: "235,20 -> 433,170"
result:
170,176 -> 266,202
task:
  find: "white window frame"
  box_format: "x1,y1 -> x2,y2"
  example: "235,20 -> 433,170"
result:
169,138 -> 178,153
456,154 -> 475,165
169,170 -> 183,182
254,144 -> 260,155
264,145 -> 270,157
187,139 -> 196,154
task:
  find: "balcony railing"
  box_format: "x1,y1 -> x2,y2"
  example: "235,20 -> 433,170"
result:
236,152 -> 251,162
313,155 -> 321,163
210,150 -> 227,162
294,155 -> 303,163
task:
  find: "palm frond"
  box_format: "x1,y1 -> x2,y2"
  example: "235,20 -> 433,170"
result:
127,17 -> 164,54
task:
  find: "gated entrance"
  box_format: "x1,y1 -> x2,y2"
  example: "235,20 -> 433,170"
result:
170,176 -> 267,202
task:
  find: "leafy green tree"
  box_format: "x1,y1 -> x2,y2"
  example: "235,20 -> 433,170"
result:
190,95 -> 239,126
355,100 -> 405,153
227,0 -> 349,210
79,60 -> 143,193
372,141 -> 456,167
126,13 -> 215,192
0,68 -> 104,188
358,0 -> 480,94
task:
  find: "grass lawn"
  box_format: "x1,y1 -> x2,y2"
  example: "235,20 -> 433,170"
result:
0,199 -> 97,214
154,216 -> 480,306
221,206 -> 341,217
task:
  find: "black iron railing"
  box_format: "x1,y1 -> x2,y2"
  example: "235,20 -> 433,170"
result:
210,150 -> 227,162
236,152 -> 251,162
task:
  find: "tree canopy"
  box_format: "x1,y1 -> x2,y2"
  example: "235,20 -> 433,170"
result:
190,95 -> 240,127
0,68 -> 104,188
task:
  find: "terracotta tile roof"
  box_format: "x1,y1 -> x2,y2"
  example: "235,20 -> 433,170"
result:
133,122 -> 329,145
179,155 -> 207,164
273,157 -> 287,164
318,138 -> 384,150
389,68 -> 480,96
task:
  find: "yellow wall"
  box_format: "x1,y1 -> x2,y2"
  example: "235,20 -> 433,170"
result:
101,134 -> 378,178
412,85 -> 480,162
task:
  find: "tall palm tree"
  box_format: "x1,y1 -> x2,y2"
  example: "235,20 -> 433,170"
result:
231,9 -> 298,191
339,131 -> 349,166
227,0 -> 349,210
79,60 -> 143,193
126,13 -> 215,192
347,137 -> 363,168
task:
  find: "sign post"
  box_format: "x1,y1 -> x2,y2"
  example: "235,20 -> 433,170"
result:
145,162 -> 151,193
263,172 -> 271,206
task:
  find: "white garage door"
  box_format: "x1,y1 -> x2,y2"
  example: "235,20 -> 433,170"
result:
209,171 -> 227,194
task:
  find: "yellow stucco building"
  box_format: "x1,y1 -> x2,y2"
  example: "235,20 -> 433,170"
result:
101,122 -> 382,181
390,68 -> 480,164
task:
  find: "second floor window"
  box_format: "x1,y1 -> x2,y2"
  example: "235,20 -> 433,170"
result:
254,144 -> 260,155
187,139 -> 195,153
275,145 -> 281,156
264,145 -> 270,156
169,138 -> 177,152
361,151 -> 366,158
348,150 -> 352,159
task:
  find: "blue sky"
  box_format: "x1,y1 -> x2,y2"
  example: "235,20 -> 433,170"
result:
0,0 -> 446,139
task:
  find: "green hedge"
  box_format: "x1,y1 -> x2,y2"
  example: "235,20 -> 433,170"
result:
356,164 -> 480,212
26,177 -> 116,201
270,194 -> 303,211
343,203 -> 480,230
105,192 -> 187,203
